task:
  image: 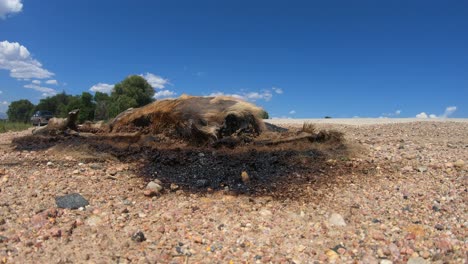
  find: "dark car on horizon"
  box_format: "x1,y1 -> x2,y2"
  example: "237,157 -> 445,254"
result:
31,110 -> 54,126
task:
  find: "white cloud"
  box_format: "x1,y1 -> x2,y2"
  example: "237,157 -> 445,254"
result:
272,87 -> 283,94
244,90 -> 273,101
0,40 -> 54,79
208,92 -> 244,100
46,79 -> 58,85
140,73 -> 169,89
24,83 -> 57,97
416,112 -> 428,118
415,106 -> 457,119
154,90 -> 176,99
441,106 -> 457,118
0,0 -> 22,19
395,110 -> 401,115
89,83 -> 114,93
289,110 -> 296,115
209,89 -> 274,102
0,100 -> 9,113
32,79 -> 41,84
0,90 -> 2,94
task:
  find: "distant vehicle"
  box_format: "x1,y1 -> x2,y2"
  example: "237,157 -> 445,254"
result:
31,110 -> 54,126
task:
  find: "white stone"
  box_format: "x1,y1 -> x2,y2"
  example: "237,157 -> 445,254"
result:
329,213 -> 347,227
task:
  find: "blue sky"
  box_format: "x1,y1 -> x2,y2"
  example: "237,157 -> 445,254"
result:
0,0 -> 467,118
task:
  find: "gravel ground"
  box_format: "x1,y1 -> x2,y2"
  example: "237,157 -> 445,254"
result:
0,120 -> 467,263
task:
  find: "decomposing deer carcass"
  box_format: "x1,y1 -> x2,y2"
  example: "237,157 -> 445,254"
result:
30,95 -> 342,147
108,95 -> 267,144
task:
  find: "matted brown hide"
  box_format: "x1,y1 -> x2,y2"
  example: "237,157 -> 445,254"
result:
109,95 -> 267,143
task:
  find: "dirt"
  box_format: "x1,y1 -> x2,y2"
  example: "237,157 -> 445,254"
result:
12,126 -> 364,200
0,121 -> 466,263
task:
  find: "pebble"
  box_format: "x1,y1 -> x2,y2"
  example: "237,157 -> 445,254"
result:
241,171 -> 250,183
417,166 -> 427,172
131,231 -> 146,242
146,181 -> 162,191
453,159 -> 464,168
195,179 -> 208,188
49,228 -> 62,238
90,164 -> 104,170
325,249 -> 339,261
407,256 -> 428,264
170,183 -> 179,191
380,260 -> 392,264
55,193 -> 89,209
47,161 -> 53,166
328,213 -> 347,227
402,166 -> 413,172
85,215 -> 102,226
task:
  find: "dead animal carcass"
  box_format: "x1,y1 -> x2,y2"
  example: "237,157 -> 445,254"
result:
109,95 -> 267,144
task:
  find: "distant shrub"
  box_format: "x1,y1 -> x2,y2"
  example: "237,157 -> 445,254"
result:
0,121 -> 31,133
260,110 -> 269,119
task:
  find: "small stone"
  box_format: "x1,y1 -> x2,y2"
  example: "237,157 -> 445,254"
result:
434,224 -> 444,230
296,245 -> 306,252
49,228 -> 62,238
195,179 -> 208,188
146,181 -> 163,191
380,260 -> 393,264
47,161 -> 53,166
85,215 -> 102,226
432,205 -> 440,212
407,256 -> 428,264
138,213 -> 147,218
417,166 -> 427,172
170,183 -> 179,191
55,193 -> 89,209
259,209 -> 272,217
241,171 -> 249,183
0,236 -> 7,243
453,159 -> 465,168
325,249 -> 339,261
372,231 -> 386,241
131,231 -> 146,242
420,250 -> 430,259
72,170 -> 79,174
329,213 -> 347,227
143,189 -> 158,197
402,166 -> 413,172
90,164 -> 104,170
0,218 -> 5,225
198,152 -> 205,157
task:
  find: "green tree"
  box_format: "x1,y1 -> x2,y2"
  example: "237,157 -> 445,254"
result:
7,99 -> 35,123
36,91 -> 73,117
260,110 -> 269,119
94,92 -> 110,121
77,92 -> 95,123
108,75 -> 154,118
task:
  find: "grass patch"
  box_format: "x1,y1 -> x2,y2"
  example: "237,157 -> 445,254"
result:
0,121 -> 31,133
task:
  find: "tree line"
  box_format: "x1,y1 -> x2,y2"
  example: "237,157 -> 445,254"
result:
7,75 -> 155,123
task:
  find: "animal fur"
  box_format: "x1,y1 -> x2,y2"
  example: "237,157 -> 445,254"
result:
110,95 -> 267,144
